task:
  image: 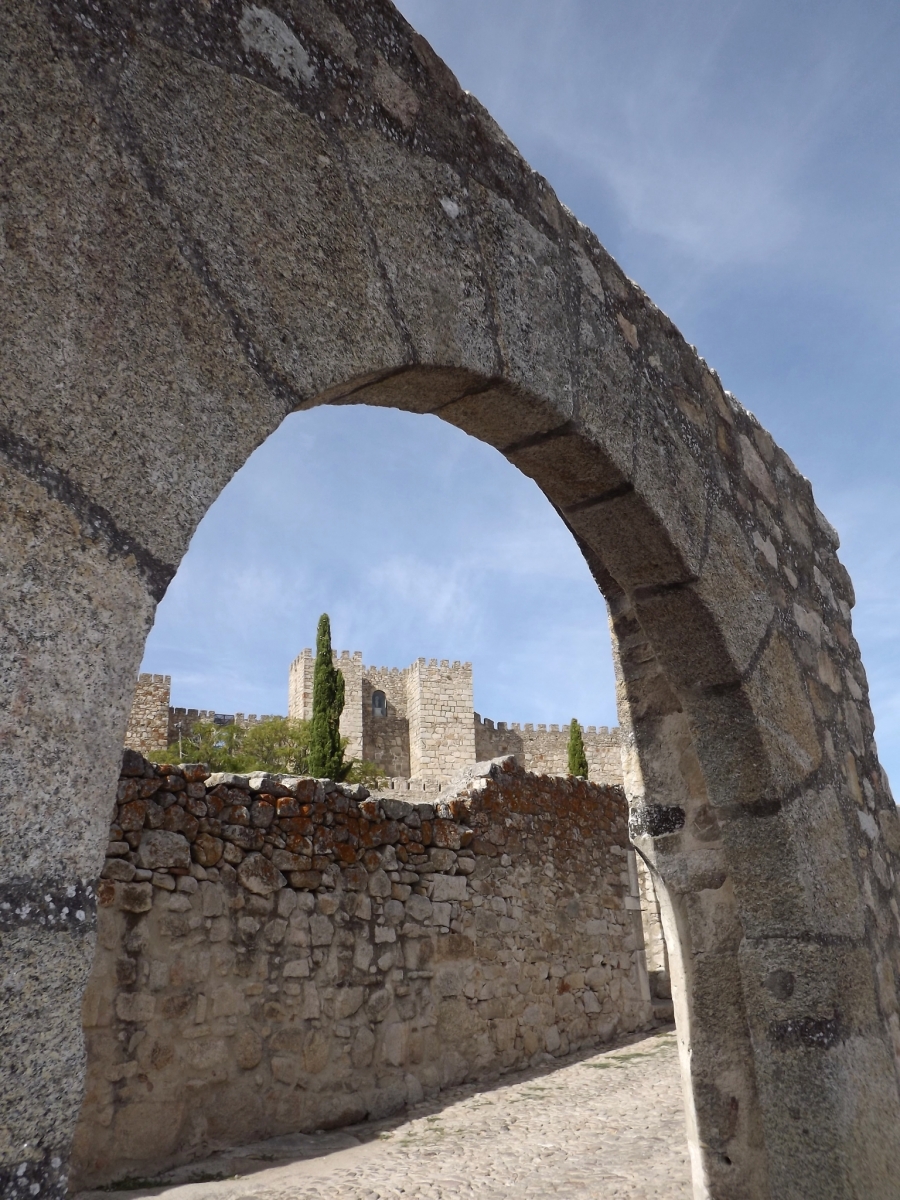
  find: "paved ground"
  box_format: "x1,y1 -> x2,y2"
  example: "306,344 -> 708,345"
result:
81,1028 -> 691,1200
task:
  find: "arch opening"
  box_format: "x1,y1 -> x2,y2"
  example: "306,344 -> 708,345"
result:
3,3 -> 899,1197
74,396 -> 669,1188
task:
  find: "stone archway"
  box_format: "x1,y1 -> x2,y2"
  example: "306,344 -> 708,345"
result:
2,2 -> 899,1197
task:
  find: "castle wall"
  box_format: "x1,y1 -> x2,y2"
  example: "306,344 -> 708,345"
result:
635,855 -> 669,998
474,716 -> 623,785
130,660 -> 624,787
362,665 -> 410,777
407,659 -> 475,784
72,755 -> 651,1188
168,709 -> 282,744
124,674 -> 171,756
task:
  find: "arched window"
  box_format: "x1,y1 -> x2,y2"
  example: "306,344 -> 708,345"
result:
372,690 -> 387,718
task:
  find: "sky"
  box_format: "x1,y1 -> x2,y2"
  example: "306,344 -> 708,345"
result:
141,0 -> 900,786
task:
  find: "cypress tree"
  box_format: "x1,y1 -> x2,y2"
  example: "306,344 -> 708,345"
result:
567,718 -> 589,778
307,613 -> 346,779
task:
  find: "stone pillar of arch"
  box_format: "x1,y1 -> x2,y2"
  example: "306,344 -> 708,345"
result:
2,2 -> 900,1197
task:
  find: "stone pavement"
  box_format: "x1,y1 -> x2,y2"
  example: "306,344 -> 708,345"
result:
79,1028 -> 691,1200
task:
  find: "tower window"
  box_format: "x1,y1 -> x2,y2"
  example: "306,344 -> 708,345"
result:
372,690 -> 387,718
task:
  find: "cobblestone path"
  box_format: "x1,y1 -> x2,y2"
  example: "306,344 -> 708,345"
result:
83,1029 -> 691,1200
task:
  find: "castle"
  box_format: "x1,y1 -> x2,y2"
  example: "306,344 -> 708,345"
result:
125,650 -> 623,788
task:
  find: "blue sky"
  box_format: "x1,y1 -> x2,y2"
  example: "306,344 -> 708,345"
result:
141,0 -> 900,787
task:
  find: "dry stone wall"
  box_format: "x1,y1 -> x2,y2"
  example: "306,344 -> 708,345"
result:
475,716 -> 623,785
6,0 -> 900,1191
72,753 -> 651,1188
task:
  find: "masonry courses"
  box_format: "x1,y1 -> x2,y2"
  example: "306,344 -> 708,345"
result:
8,1 -> 898,1193
125,650 -> 624,789
72,751 -> 653,1188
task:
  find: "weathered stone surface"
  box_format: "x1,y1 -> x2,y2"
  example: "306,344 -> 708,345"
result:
4,2 -> 899,1197
431,875 -> 467,903
237,854 -> 286,895
117,883 -> 154,914
192,833 -> 224,868
73,760 -> 648,1188
136,831 -> 191,872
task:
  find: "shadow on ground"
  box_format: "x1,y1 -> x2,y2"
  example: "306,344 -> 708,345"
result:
75,1025 -> 677,1199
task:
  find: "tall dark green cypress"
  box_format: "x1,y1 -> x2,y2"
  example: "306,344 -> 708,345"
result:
307,613 -> 346,779
567,718 -> 589,778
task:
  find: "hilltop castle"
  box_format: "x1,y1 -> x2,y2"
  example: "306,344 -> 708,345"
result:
126,650 -> 623,787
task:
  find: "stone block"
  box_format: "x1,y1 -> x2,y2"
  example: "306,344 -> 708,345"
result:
368,868 -> 392,897
117,882 -> 154,913
352,1026 -> 376,1068
118,800 -> 149,833
102,858 -> 136,883
115,992 -> 155,1024
406,894 -> 433,923
272,849 -> 310,872
237,853 -> 286,895
334,986 -> 365,1019
271,1056 -> 298,1087
309,914 -> 334,946
431,875 -> 467,902
205,773 -> 250,791
432,820 -> 462,850
136,830 -> 191,871
290,870 -> 322,889
234,1030 -> 263,1071
382,1021 -> 409,1067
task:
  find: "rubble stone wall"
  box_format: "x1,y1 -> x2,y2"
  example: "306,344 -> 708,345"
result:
474,716 -> 623,785
72,754 -> 651,1188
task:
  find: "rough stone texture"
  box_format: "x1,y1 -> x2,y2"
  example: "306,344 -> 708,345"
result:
71,755 -> 649,1187
406,658 -> 476,783
124,674 -> 171,756
73,1029 -> 691,1199
3,2 -> 900,1196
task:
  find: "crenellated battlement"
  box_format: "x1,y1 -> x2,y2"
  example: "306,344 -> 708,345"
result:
127,653 -> 623,787
474,712 -> 617,739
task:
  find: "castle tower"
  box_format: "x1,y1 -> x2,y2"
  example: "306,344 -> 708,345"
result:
124,674 -> 171,756
287,648 -> 314,722
288,648 -> 364,763
406,658 -> 475,784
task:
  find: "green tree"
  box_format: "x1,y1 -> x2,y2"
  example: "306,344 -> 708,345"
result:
242,717 -> 311,774
567,718 -> 589,778
162,716 -> 311,774
162,720 -> 247,772
307,613 -> 348,779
